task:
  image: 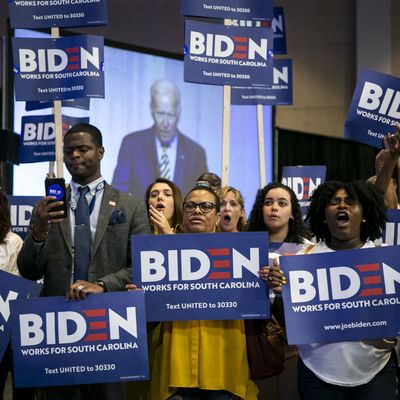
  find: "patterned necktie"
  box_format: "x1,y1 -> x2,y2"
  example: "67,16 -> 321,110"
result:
74,186 -> 91,281
159,144 -> 170,180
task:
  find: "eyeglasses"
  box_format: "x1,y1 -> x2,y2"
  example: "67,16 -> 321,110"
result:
183,201 -> 216,213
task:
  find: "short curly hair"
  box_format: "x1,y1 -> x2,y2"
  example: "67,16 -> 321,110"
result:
246,182 -> 310,243
306,180 -> 386,242
64,123 -> 103,147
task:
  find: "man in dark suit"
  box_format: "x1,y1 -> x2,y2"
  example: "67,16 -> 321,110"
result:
17,123 -> 151,400
111,79 -> 208,199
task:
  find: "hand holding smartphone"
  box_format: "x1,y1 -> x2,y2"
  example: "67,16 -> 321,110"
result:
45,178 -> 68,219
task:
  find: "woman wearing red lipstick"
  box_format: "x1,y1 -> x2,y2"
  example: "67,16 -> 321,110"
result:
268,181 -> 398,400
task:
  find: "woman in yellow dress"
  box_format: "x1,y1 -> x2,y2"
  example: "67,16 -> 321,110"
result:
150,186 -> 258,400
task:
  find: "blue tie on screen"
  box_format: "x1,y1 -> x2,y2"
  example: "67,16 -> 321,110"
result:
74,186 -> 91,281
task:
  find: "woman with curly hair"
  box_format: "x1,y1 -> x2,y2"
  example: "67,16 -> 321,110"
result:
247,182 -> 310,243
267,181 -> 398,400
247,183 -> 311,400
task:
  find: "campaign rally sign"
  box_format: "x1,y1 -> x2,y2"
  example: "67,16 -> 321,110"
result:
181,0 -> 273,20
0,271 -> 38,360
131,232 -> 269,321
26,97 -> 90,111
381,209 -> 400,246
224,7 -> 287,55
13,35 -> 104,101
19,114 -> 89,163
9,195 -> 41,239
184,20 -> 273,86
271,7 -> 287,55
344,69 -> 400,149
9,0 -> 108,29
280,245 -> 400,344
281,165 -> 326,217
231,59 -> 293,105
11,291 -> 148,387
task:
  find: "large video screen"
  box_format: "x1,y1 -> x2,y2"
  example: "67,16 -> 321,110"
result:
13,29 -> 273,213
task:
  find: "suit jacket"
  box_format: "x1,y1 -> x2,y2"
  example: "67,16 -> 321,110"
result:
111,126 -> 208,199
17,183 -> 151,296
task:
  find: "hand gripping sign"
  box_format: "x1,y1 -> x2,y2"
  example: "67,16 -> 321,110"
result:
10,291 -> 148,387
131,232 -> 270,322
280,245 -> 400,345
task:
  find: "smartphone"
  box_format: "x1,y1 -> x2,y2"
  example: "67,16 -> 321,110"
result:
45,178 -> 68,219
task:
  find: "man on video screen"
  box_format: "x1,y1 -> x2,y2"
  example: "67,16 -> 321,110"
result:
112,79 -> 208,198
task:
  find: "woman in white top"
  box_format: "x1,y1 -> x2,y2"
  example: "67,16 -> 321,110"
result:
267,181 -> 398,400
248,182 -> 312,400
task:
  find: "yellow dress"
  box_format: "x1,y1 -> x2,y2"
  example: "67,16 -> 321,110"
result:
150,319 -> 258,399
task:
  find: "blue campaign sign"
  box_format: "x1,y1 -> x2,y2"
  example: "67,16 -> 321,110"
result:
8,195 -> 41,239
0,271 -> 38,361
224,7 -> 287,55
13,35 -> 104,101
231,59 -> 293,105
11,291 -> 148,387
280,245 -> 400,345
344,69 -> 400,149
131,232 -> 270,321
382,209 -> 400,245
9,0 -> 108,29
184,20 -> 273,87
281,165 -> 326,217
26,98 -> 90,111
181,0 -> 273,20
272,7 -> 287,55
19,114 -> 90,163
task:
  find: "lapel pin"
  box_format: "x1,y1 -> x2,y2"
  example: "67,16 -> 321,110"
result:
109,201 -> 116,207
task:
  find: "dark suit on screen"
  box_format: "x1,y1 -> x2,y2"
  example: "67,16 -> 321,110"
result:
111,126 -> 208,199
